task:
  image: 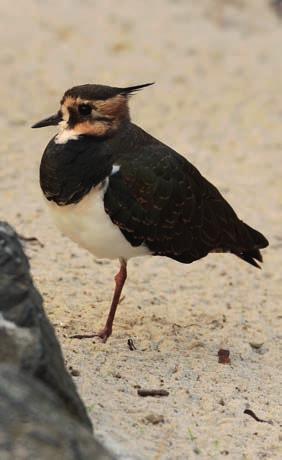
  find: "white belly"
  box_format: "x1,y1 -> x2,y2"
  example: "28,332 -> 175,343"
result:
45,182 -> 150,260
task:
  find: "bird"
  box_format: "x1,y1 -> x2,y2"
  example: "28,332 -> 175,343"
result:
32,82 -> 269,342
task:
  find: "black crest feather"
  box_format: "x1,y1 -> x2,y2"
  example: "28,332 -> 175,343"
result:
120,82 -> 155,95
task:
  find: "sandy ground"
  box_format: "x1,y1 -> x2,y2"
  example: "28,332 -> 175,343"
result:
0,1 -> 281,459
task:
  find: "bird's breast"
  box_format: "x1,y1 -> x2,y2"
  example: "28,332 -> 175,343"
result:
45,180 -> 150,260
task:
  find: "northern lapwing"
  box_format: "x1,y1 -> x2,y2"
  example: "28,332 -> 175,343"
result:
32,83 -> 269,342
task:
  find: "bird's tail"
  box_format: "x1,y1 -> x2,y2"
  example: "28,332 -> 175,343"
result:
233,222 -> 269,269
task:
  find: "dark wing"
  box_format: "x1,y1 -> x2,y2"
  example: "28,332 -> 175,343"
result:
104,141 -> 268,265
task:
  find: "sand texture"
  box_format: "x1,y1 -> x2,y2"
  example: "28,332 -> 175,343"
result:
0,1 -> 281,459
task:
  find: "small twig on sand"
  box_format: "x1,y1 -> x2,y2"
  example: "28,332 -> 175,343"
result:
137,389 -> 169,397
244,409 -> 273,425
127,338 -> 136,351
18,234 -> 44,248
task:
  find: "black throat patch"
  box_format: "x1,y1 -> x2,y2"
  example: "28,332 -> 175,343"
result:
40,135 -> 114,205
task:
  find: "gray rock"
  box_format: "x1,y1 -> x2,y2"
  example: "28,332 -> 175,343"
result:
0,365 -> 112,460
0,222 -> 114,460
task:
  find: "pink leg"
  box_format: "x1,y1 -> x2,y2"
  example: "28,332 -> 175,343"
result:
71,259 -> 127,343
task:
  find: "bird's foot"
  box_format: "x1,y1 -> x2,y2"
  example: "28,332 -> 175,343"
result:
95,327 -> 112,343
70,327 -> 112,343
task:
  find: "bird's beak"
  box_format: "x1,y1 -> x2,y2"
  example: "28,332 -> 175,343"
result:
31,111 -> 62,128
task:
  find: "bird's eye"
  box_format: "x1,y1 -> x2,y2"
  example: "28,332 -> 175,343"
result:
78,104 -> 92,116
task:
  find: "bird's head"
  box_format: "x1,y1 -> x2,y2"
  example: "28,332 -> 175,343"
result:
32,83 -> 154,140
